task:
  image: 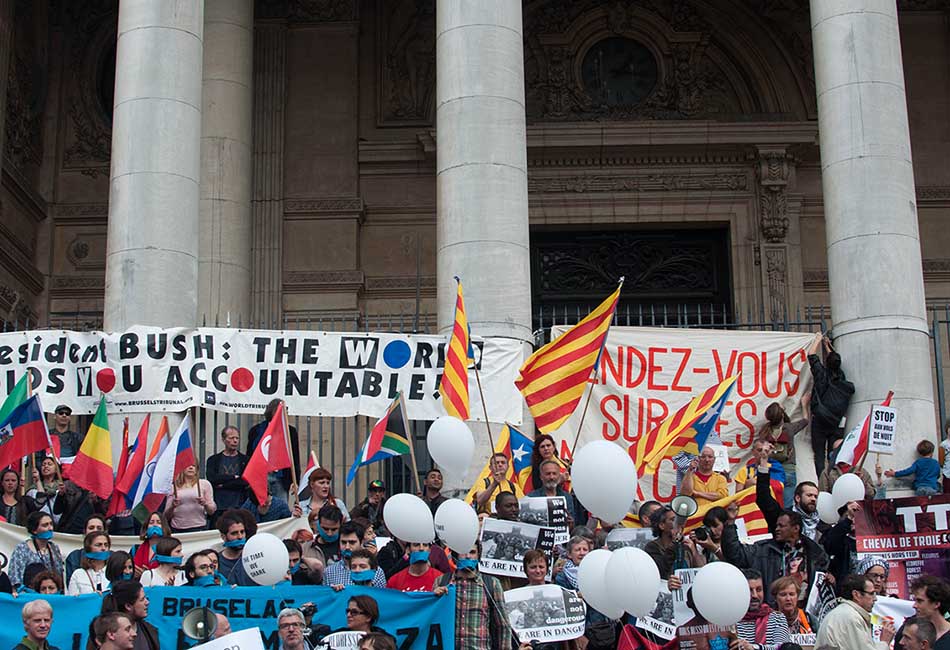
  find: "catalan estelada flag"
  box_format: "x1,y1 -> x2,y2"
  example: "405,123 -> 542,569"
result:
631,375 -> 738,474
464,423 -> 535,502
69,396 -> 114,500
516,282 -> 622,433
347,393 -> 412,485
439,277 -> 475,420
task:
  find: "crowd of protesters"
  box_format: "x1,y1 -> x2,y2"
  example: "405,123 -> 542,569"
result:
5,335 -> 950,650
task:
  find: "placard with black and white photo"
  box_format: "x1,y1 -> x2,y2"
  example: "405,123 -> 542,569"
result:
518,496 -> 569,543
479,518 -> 557,577
504,585 -> 586,643
605,527 -> 654,551
634,580 -> 676,641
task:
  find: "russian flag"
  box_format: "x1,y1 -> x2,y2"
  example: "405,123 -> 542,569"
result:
0,395 -> 52,470
134,415 -> 196,517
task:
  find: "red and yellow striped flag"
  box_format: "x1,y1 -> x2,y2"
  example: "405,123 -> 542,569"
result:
631,375 -> 738,474
622,481 -> 782,538
439,277 -> 475,420
516,283 -> 622,433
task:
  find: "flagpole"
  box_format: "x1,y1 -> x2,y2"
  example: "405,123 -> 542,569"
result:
569,370 -> 599,458
400,392 -> 423,494
280,401 -> 299,508
21,371 -> 33,496
473,364 -> 496,452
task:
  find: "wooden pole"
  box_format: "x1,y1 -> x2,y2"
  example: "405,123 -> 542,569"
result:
280,401 -> 298,507
400,392 -> 423,494
569,371 -> 599,458
473,364 -> 496,452
21,370 -> 33,496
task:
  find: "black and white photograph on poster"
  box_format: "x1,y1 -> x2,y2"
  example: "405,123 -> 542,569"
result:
321,631 -> 366,650
672,569 -> 735,650
634,580 -> 676,641
518,496 -> 569,543
605,527 -> 654,551
504,585 -> 586,643
479,518 -> 556,577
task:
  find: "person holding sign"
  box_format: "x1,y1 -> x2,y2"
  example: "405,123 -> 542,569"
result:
433,542 -> 510,650
681,446 -> 729,506
528,460 -> 586,527
884,440 -> 942,496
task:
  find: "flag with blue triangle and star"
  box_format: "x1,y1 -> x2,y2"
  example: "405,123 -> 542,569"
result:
464,423 -> 536,503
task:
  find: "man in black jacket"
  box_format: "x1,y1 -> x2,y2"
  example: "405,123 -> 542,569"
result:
206,425 -> 249,525
246,399 -> 301,502
808,335 -> 855,476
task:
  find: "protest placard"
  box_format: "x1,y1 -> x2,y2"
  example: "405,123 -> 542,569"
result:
195,628 -> 265,650
504,585 -> 586,643
605,527 -> 653,551
479,518 -> 556,577
671,569 -> 736,650
519,496 -> 569,544
634,580 -> 676,641
868,405 -> 897,454
322,631 -> 366,650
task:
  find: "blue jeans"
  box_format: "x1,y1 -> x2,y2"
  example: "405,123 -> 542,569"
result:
916,485 -> 940,496
784,468 -> 797,508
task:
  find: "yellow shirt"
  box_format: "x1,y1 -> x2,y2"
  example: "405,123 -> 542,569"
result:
689,472 -> 729,505
472,477 -> 525,513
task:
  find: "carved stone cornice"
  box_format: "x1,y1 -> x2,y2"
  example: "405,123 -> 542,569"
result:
49,275 -> 106,298
283,269 -> 364,292
256,0 -> 357,22
52,202 -> 109,223
365,275 -> 436,293
284,197 -> 364,219
804,259 -> 950,291
528,172 -> 748,194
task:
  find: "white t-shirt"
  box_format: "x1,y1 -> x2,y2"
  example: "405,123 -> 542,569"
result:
139,567 -> 187,587
67,567 -> 109,595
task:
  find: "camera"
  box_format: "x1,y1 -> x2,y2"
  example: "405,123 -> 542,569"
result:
693,526 -> 709,541
300,603 -> 316,617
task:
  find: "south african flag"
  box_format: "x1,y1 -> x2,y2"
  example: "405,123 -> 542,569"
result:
346,393 -> 412,485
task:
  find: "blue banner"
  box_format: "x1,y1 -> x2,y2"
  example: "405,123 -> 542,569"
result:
1,584 -> 456,650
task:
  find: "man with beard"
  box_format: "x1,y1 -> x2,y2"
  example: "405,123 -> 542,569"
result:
527,459 -> 587,526
421,469 -> 447,515
754,445 -> 824,541
732,569 -> 791,650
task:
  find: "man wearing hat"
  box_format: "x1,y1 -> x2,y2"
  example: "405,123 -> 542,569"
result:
351,480 -> 388,536
49,405 -> 84,459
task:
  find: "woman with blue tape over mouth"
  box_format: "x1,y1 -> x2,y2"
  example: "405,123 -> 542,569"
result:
138,536 -> 187,586
67,530 -> 112,594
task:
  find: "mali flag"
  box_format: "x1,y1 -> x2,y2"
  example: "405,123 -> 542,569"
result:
70,397 -> 114,499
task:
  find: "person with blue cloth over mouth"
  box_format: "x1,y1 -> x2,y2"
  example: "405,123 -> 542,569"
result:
138,537 -> 186,586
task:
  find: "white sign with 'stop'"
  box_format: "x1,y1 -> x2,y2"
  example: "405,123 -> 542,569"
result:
869,405 -> 897,455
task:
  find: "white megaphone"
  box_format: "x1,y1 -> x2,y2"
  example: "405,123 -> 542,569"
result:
181,607 -> 217,644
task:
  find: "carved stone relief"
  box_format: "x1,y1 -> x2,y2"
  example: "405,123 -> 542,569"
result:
764,246 -> 788,322
528,172 -> 748,194
61,0 -> 116,176
256,0 -> 357,21
376,0 -> 436,125
755,147 -> 793,243
4,1 -> 46,174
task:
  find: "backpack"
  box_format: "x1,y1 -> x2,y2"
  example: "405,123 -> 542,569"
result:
813,376 -> 855,427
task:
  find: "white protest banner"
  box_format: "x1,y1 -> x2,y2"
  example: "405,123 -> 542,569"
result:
195,627 -> 265,650
479,518 -> 556,578
548,326 -> 819,500
869,405 -> 897,455
0,327 -> 524,422
504,585 -> 586,643
519,496 -> 569,544
322,631 -> 366,650
0,517 -> 308,567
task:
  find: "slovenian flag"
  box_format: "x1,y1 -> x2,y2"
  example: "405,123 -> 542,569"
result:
69,397 -> 114,500
347,394 -> 412,485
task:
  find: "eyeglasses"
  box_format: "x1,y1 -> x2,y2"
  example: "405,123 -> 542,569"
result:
195,564 -> 212,571
278,623 -> 304,631
345,608 -> 367,617
860,590 -> 877,596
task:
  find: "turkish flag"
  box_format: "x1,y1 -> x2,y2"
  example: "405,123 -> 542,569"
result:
242,402 -> 293,504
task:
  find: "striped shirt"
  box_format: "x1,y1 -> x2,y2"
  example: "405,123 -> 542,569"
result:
735,611 -> 791,650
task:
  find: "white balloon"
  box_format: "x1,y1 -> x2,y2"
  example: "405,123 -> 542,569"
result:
605,546 -> 660,616
817,491 -> 839,525
434,498 -> 480,554
692,562 -> 751,626
241,532 -> 290,586
571,440 -> 639,524
427,416 -> 475,476
577,549 -> 624,620
832,472 -> 866,509
383,493 -> 435,543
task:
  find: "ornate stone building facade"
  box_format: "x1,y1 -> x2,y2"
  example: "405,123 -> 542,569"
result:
0,1 -> 948,461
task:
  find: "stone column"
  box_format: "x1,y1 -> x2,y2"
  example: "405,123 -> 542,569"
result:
198,0 -> 253,323
104,1 -> 204,330
435,0 -> 531,343
810,1 -> 936,474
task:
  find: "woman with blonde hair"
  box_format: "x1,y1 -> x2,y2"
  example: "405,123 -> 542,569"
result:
771,575 -> 814,634
164,464 -> 215,532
